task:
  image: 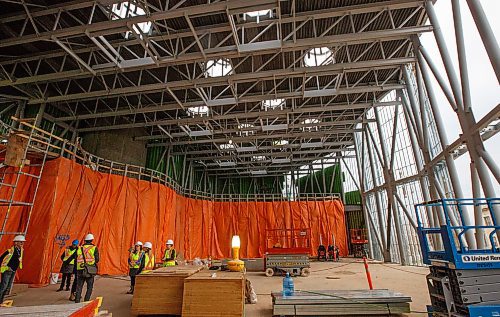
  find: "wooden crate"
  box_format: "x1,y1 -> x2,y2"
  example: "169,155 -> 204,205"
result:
182,271 -> 245,317
130,266 -> 203,316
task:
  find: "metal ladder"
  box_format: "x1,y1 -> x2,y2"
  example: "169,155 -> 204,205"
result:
0,118 -> 56,242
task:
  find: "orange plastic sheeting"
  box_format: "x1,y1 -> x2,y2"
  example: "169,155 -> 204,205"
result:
0,157 -> 347,285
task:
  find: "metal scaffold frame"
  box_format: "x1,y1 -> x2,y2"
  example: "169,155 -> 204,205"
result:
354,0 -> 500,265
0,116 -> 55,241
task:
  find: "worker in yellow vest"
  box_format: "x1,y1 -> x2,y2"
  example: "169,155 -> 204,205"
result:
0,235 -> 25,304
127,241 -> 143,294
57,239 -> 78,292
74,233 -> 99,303
162,239 -> 176,267
142,242 -> 155,273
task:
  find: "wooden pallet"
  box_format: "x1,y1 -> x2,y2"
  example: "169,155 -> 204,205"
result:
182,271 -> 245,317
130,265 -> 203,316
272,289 -> 411,316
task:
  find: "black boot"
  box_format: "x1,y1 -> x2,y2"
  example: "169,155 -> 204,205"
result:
126,286 -> 134,294
56,287 -> 64,292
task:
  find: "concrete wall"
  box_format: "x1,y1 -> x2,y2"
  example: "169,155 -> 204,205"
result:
81,128 -> 147,166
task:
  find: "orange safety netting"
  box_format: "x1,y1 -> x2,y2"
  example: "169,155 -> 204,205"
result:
0,157 -> 346,286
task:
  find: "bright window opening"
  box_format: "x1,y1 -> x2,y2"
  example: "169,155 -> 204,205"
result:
205,58 -> 233,77
304,47 -> 334,67
273,140 -> 289,146
252,155 -> 266,161
111,2 -> 152,39
243,9 -> 273,23
187,106 -> 209,117
301,118 -> 320,131
263,98 -> 285,110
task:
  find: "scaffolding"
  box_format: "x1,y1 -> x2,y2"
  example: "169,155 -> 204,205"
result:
0,118 -> 55,242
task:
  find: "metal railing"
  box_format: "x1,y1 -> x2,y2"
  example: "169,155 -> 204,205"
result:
1,118 -> 341,203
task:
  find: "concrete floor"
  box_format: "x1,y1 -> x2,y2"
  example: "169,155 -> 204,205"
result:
9,259 -> 429,316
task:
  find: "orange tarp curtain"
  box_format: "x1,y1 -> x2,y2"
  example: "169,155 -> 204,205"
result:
0,157 -> 347,286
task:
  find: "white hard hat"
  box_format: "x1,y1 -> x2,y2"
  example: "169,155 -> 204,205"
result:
135,241 -> 143,246
144,242 -> 152,249
84,233 -> 94,241
166,239 -> 174,245
13,235 -> 26,242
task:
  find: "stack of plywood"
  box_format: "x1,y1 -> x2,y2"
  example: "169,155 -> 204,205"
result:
272,289 -> 411,316
130,266 -> 203,316
182,271 -> 245,317
0,297 -> 104,317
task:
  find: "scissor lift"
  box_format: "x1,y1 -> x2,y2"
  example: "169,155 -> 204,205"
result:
264,228 -> 311,277
415,198 -> 500,317
350,228 -> 368,258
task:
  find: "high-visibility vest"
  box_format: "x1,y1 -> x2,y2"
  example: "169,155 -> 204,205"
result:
76,245 -> 96,270
129,251 -> 143,269
142,252 -> 155,273
0,247 -> 23,273
63,247 -> 76,265
163,248 -> 176,267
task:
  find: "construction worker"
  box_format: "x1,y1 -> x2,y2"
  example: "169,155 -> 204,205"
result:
74,233 -> 99,303
162,239 -> 176,267
142,242 -> 155,273
57,239 -> 78,292
127,241 -> 143,294
0,235 -> 25,304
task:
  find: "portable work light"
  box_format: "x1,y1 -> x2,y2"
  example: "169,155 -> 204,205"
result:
228,235 -> 244,272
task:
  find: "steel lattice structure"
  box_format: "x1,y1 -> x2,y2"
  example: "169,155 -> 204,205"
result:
0,0 -> 498,264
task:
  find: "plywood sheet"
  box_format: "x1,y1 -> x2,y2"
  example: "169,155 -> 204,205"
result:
182,271 -> 245,317
130,266 -> 203,316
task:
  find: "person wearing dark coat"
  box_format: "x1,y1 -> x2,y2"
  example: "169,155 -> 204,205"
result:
57,240 -> 78,292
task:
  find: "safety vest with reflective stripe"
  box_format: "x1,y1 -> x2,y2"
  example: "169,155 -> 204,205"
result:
63,247 -> 76,265
129,251 -> 143,269
163,248 -> 176,267
1,247 -> 23,273
144,253 -> 155,271
76,245 -> 96,270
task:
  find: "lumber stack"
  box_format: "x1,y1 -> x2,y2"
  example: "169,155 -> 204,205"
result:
0,297 -> 103,317
272,289 -> 411,316
182,271 -> 245,317
130,265 -> 203,316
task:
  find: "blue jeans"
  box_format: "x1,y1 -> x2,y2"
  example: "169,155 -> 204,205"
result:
0,270 -> 15,303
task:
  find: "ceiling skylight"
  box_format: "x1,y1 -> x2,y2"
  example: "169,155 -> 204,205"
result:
301,118 -> 320,131
273,140 -> 289,146
304,47 -> 334,67
205,58 -> 233,77
111,2 -> 152,39
238,123 -> 255,136
252,155 -> 266,161
243,9 -> 273,23
219,142 -> 235,150
187,106 -> 209,116
263,98 -> 285,110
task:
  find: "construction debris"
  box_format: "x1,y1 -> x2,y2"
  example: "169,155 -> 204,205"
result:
272,289 -> 411,316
